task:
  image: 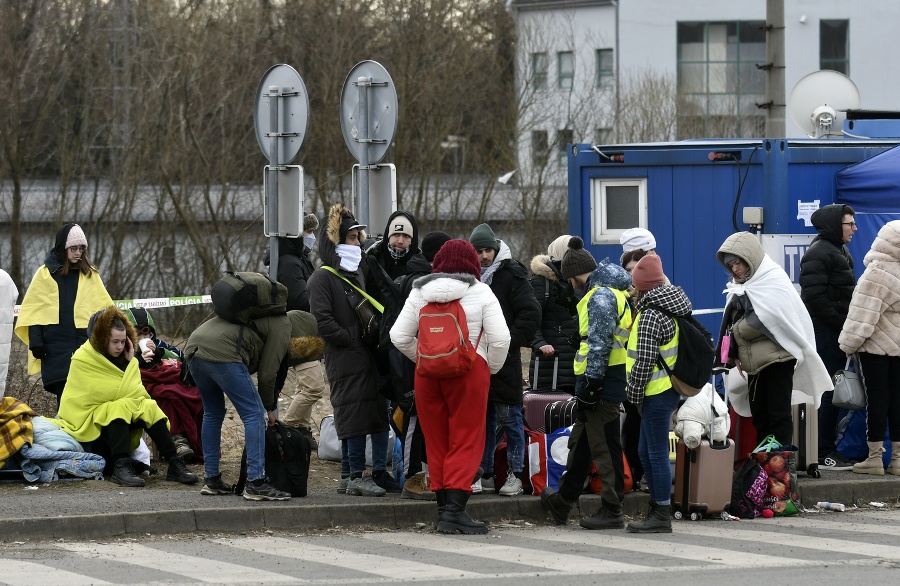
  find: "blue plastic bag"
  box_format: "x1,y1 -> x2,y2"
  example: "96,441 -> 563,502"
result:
835,408 -> 890,466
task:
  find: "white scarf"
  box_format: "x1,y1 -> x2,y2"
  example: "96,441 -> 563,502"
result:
481,240 -> 512,285
335,244 -> 362,272
722,255 -> 832,416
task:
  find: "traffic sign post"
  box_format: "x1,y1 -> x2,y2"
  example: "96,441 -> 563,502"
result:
254,64 -> 309,281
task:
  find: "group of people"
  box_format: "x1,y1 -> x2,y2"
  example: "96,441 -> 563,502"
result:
5,203 -> 900,526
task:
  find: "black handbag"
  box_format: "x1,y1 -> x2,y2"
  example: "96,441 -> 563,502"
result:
323,266 -> 383,348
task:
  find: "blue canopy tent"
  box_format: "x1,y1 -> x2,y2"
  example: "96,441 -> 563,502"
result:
835,144 -> 900,277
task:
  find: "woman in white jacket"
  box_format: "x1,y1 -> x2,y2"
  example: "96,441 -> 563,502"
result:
839,220 -> 900,476
390,239 -> 510,534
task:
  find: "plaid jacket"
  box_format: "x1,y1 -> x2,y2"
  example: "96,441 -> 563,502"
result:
0,397 -> 36,467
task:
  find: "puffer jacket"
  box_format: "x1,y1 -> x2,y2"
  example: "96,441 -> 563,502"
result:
839,220 -> 900,357
528,255 -> 577,391
800,204 -> 856,331
390,273 -> 511,375
717,233 -> 793,374
306,203 -> 387,440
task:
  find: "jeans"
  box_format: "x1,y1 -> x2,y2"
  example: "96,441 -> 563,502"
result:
481,401 -> 524,474
191,358 -> 267,482
638,388 -> 679,505
814,327 -> 845,456
342,435 -> 368,476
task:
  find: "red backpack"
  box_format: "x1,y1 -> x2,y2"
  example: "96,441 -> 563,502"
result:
416,299 -> 482,378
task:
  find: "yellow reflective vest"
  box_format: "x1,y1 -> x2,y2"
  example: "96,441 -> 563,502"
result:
574,287 -> 633,376
625,310 -> 678,397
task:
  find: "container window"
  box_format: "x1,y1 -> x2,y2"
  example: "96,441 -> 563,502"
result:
589,178 -> 647,244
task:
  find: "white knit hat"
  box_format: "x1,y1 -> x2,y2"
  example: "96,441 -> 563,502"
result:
65,224 -> 88,249
620,228 -> 656,253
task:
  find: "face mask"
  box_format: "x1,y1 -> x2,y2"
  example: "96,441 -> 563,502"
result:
303,234 -> 316,250
335,244 -> 362,272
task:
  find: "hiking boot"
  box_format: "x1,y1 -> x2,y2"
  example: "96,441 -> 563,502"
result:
372,470 -> 402,493
580,503 -> 625,530
889,442 -> 900,476
819,451 -> 854,471
498,470 -> 523,496
402,471 -> 436,501
110,458 -> 144,488
437,489 -> 488,535
337,476 -> 349,494
200,474 -> 234,495
481,475 -> 496,494
346,474 -> 386,497
852,442 -> 886,476
626,501 -> 672,533
172,434 -> 194,460
243,479 -> 291,501
166,455 -> 199,484
540,487 -> 574,525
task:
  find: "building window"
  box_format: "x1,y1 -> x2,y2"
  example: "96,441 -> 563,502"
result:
676,21 -> 766,138
531,130 -> 549,166
596,48 -> 614,88
558,51 -> 574,90
589,178 -> 647,244
531,52 -> 548,90
820,20 -> 849,75
595,127 -> 613,145
557,129 -> 573,166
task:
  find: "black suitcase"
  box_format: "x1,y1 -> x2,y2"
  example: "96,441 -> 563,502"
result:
544,398 -> 577,434
524,391 -> 573,432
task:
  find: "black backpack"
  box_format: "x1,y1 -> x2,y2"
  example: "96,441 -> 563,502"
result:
648,305 -> 715,397
211,272 -> 288,326
236,421 -> 311,497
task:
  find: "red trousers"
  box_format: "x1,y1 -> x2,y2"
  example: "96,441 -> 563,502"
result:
414,356 -> 490,492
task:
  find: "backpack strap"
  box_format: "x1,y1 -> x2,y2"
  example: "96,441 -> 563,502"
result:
322,265 -> 385,313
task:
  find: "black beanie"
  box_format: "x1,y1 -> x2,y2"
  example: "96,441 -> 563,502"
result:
560,236 -> 597,280
421,231 -> 453,262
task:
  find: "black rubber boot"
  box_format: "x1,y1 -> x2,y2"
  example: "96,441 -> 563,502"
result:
437,489 -> 488,535
540,487 -> 574,525
434,489 -> 448,528
579,501 -> 624,530
626,501 -> 672,533
166,455 -> 199,484
110,457 -> 145,487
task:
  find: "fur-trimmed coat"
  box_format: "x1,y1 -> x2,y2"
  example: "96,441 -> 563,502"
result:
839,221 -> 900,357
307,203 -> 387,440
527,255 -> 577,391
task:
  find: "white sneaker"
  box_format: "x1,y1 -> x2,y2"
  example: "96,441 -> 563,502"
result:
470,478 -> 483,494
498,471 -> 523,496
481,476 -> 496,494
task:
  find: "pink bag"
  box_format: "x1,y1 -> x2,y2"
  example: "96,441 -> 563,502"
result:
720,329 -> 732,364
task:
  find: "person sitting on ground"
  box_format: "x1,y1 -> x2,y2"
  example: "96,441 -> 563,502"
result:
52,306 -> 198,488
126,307 -> 203,461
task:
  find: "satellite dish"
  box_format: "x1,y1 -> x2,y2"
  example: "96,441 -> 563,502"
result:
788,71 -> 861,138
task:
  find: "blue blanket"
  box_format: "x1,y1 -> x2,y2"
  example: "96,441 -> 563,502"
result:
13,443 -> 105,483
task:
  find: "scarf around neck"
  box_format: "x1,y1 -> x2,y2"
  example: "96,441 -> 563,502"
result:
335,244 -> 362,272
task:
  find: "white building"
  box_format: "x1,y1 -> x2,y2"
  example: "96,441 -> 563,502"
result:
510,0 -> 900,184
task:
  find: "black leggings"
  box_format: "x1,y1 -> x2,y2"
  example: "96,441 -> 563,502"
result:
95,419 -> 177,461
858,353 -> 900,442
748,360 -> 796,446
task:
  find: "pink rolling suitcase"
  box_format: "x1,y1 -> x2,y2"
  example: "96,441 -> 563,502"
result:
523,391 -> 572,433
672,438 -> 735,520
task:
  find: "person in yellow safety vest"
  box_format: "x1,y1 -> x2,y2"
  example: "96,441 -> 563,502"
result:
624,254 -> 693,534
540,238 -> 634,530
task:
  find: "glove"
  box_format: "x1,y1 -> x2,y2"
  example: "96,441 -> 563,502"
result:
576,377 -> 603,406
30,346 -> 48,360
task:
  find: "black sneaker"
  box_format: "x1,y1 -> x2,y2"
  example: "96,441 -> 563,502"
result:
201,474 -> 234,495
819,452 -> 854,471
243,479 -> 291,501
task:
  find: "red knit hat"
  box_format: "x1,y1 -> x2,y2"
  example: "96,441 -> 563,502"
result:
432,239 -> 481,279
631,254 -> 665,291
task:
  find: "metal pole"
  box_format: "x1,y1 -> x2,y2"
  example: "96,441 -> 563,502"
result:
357,76 -> 369,228
268,85 -> 280,280
765,0 -> 786,138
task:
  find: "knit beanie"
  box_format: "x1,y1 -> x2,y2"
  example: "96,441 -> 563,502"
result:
620,227 -> 657,253
421,231 -> 453,262
721,253 -> 741,267
388,216 -> 414,238
303,213 -> 319,233
432,239 -> 481,279
631,254 -> 666,291
547,235 -> 572,261
54,223 -> 87,253
560,236 -> 597,280
468,223 -> 499,252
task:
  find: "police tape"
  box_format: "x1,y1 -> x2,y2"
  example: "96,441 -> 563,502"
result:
13,295 -> 212,318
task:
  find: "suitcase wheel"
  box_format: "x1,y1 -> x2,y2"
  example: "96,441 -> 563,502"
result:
808,464 -> 821,479
690,511 -> 701,521
673,510 -> 683,520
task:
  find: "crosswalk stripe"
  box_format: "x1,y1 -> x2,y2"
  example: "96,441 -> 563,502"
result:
56,542 -> 301,584
674,522 -> 900,560
214,536 -> 486,581
0,560 -> 112,586
765,513 -> 900,537
356,531 -> 705,574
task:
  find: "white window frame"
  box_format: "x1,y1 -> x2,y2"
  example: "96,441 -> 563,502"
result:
589,177 -> 648,244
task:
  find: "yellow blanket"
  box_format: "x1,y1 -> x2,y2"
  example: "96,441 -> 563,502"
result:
14,266 -> 114,375
0,397 -> 36,467
54,342 -> 168,451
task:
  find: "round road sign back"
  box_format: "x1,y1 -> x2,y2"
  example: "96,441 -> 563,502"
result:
254,64 -> 310,165
340,60 -> 398,164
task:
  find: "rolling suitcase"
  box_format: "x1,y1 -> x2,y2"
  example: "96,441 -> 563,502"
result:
729,410 -> 758,464
672,438 -> 735,520
530,355 -> 560,392
524,390 -> 572,433
544,398 -> 577,434
793,400 -> 821,478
